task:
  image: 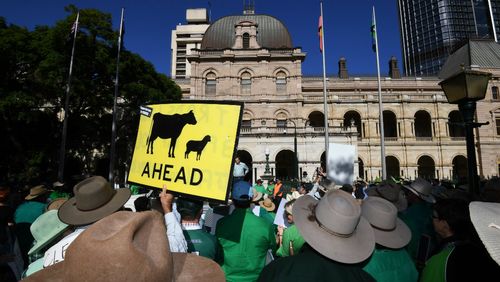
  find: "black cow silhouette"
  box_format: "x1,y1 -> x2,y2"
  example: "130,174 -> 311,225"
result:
184,135 -> 211,160
146,110 -> 197,157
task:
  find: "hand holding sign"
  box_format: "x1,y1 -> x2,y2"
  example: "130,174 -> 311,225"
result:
160,184 -> 174,213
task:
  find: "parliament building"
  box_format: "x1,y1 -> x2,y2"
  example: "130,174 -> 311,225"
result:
172,7 -> 500,183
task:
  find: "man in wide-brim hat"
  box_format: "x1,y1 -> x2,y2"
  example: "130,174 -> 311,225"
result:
258,189 -> 376,281
399,177 -> 436,263
361,197 -> 418,282
24,211 -> 225,282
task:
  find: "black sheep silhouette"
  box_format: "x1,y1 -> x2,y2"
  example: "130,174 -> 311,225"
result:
146,110 -> 197,157
185,135 -> 211,160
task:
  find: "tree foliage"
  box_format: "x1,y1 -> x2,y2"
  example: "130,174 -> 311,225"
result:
0,7 -> 181,186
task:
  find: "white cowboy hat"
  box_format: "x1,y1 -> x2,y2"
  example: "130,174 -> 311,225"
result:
469,201 -> 500,266
362,197 -> 411,249
293,190 -> 375,263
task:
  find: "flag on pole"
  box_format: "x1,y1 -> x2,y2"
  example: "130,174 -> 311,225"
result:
371,9 -> 376,52
71,13 -> 79,34
318,15 -> 324,53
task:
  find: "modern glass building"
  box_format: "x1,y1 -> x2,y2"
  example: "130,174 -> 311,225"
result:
397,0 -> 500,76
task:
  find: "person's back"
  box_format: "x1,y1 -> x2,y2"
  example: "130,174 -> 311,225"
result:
216,207 -> 275,282
183,228 -> 219,259
259,244 -> 375,282
363,247 -> 417,282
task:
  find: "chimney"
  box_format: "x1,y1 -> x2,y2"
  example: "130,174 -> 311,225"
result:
338,57 -> 348,79
389,56 -> 401,79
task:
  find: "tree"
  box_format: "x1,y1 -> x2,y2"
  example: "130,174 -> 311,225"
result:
0,7 -> 181,187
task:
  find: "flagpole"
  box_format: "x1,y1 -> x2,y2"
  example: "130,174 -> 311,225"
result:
58,11 -> 79,182
320,0 -> 330,168
109,8 -> 124,184
373,6 -> 387,180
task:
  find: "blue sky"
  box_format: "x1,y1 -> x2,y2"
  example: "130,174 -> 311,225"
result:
0,0 -> 401,77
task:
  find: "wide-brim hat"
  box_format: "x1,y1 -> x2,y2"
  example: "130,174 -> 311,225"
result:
293,190 -> 375,263
259,198 -> 276,212
24,257 -> 44,277
23,211 -> 225,282
286,191 -> 302,202
25,185 -> 49,200
252,188 -> 263,202
46,198 -> 68,212
402,178 -> 435,203
361,197 -> 411,249
366,183 -> 408,212
469,201 -> 500,266
58,176 -> 131,226
28,210 -> 69,255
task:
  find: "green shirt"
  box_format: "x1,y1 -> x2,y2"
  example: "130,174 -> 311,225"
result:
183,228 -> 220,260
265,184 -> 274,195
253,184 -> 267,194
216,208 -> 276,282
399,201 -> 435,262
363,247 -> 418,282
276,224 -> 305,257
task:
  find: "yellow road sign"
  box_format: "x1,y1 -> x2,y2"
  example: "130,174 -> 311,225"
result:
128,101 -> 243,203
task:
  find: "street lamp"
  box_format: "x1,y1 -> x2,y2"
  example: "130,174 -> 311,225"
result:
439,40 -> 492,198
284,119 -> 298,180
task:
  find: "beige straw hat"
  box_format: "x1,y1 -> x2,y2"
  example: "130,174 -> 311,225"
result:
293,190 -> 375,263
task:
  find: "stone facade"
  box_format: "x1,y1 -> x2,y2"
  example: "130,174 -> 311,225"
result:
173,12 -> 500,183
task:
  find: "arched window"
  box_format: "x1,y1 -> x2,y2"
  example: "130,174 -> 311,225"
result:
448,110 -> 465,138
205,72 -> 216,96
276,112 -> 287,128
242,33 -> 250,49
358,158 -> 365,179
386,156 -> 400,179
343,111 -> 362,138
452,155 -> 467,182
492,86 -> 499,100
414,110 -> 432,138
240,72 -> 251,94
308,111 -> 325,127
418,155 -> 435,179
276,71 -> 287,94
383,110 -> 397,138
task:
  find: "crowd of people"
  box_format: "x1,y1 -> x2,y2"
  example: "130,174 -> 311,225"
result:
0,165 -> 499,281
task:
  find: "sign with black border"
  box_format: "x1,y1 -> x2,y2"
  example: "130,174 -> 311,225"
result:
128,101 -> 243,203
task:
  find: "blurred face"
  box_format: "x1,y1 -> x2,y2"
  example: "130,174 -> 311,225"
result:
235,157 -> 240,164
298,186 -> 306,195
286,212 -> 293,224
432,210 -> 451,238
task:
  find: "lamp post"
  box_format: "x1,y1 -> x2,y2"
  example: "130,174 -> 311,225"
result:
439,69 -> 491,198
284,119 -> 298,180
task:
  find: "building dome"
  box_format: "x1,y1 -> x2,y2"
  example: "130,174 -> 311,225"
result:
201,14 -> 293,50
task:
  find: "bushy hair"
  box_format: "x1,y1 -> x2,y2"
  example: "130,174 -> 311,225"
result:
433,198 -> 473,240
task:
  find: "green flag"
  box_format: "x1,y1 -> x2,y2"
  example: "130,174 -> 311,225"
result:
371,7 -> 376,52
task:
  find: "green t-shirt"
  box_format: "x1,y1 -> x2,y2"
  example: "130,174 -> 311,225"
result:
253,184 -> 267,194
216,208 -> 276,282
276,224 -> 305,257
363,247 -> 418,282
265,184 -> 274,195
183,228 -> 220,260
